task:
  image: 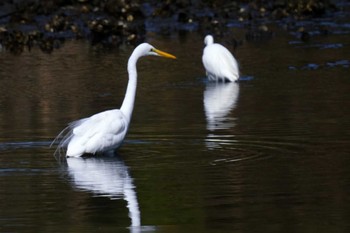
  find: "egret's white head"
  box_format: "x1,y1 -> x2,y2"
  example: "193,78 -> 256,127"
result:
204,35 -> 214,46
133,43 -> 176,59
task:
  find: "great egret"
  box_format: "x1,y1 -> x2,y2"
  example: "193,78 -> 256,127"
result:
53,43 -> 176,157
202,35 -> 239,82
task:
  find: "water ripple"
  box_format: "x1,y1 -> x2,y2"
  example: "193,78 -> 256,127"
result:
126,132 -> 320,167
205,134 -> 319,165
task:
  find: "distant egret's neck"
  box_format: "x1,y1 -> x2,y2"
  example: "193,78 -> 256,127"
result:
120,52 -> 140,120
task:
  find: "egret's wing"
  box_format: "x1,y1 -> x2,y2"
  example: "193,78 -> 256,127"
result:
52,110 -> 127,157
51,118 -> 88,157
218,46 -> 239,79
72,110 -> 125,137
67,110 -> 128,155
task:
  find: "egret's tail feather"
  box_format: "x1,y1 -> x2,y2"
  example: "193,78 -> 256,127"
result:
52,128 -> 73,158
50,125 -> 71,148
51,118 -> 87,158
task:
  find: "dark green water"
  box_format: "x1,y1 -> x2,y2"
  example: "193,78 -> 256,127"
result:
0,30 -> 350,233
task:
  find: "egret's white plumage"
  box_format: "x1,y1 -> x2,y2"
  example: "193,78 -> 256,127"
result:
52,43 -> 176,157
202,35 -> 239,82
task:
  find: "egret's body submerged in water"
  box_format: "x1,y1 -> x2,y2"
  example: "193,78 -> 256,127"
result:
202,35 -> 239,82
53,43 -> 176,157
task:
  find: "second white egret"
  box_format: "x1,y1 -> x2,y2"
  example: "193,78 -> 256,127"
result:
202,35 -> 239,82
52,43 -> 176,157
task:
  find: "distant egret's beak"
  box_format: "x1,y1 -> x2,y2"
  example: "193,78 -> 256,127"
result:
152,48 -> 177,59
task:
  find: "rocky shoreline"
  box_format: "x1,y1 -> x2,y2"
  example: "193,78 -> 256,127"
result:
0,0 -> 347,54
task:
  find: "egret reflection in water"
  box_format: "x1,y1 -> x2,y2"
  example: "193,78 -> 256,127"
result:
204,82 -> 240,150
66,156 -> 141,228
204,82 -> 239,131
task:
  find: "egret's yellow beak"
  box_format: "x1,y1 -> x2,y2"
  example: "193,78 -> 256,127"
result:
152,48 -> 177,59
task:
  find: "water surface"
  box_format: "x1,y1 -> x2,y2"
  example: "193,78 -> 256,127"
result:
0,30 -> 350,232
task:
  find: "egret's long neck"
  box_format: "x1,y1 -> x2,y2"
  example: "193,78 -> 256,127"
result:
120,53 -> 139,121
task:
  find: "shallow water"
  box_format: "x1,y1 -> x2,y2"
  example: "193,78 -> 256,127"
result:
0,28 -> 350,232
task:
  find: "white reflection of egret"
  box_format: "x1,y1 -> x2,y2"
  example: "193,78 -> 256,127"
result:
204,82 -> 240,131
66,156 -> 140,228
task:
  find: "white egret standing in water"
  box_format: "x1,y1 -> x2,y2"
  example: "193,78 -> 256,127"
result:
53,43 -> 176,157
202,35 -> 239,82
